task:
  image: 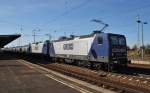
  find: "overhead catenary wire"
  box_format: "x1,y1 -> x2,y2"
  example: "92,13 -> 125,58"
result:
44,0 -> 91,27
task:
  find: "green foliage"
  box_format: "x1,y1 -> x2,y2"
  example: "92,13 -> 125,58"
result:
132,44 -> 138,50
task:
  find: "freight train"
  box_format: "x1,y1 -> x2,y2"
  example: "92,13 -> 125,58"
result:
3,31 -> 129,71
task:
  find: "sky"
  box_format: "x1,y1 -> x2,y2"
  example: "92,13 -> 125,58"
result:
0,0 -> 150,47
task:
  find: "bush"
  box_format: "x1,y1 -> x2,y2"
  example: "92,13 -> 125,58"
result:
144,44 -> 150,55
145,49 -> 150,54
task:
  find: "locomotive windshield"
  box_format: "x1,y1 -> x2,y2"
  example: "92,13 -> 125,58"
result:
118,37 -> 126,46
110,35 -> 126,46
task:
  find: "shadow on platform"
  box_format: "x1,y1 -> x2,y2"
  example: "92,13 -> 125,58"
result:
0,52 -> 20,60
0,51 -> 149,76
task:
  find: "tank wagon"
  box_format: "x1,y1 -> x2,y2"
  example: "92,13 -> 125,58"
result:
3,31 -> 129,71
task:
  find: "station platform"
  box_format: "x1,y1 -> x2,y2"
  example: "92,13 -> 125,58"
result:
0,59 -> 79,93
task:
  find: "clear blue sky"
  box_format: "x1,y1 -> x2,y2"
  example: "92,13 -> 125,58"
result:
0,0 -> 150,47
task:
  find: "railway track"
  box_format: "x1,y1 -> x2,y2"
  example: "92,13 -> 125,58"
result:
128,63 -> 150,69
2,52 -> 150,93
126,63 -> 150,76
39,63 -> 150,93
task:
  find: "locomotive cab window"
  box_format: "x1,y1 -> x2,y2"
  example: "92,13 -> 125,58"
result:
110,35 -> 126,46
119,37 -> 126,46
97,36 -> 103,44
110,36 -> 118,45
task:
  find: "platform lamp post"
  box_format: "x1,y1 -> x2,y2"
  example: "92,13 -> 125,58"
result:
141,22 -> 148,60
136,16 -> 141,49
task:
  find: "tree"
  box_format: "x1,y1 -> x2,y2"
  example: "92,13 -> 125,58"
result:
132,44 -> 138,50
127,45 -> 130,50
145,44 -> 150,49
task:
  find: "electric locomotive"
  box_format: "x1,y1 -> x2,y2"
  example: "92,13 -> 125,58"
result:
43,31 -> 128,70
3,31 -> 129,71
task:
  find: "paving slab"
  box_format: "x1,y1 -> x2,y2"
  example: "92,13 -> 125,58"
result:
0,60 -> 79,93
